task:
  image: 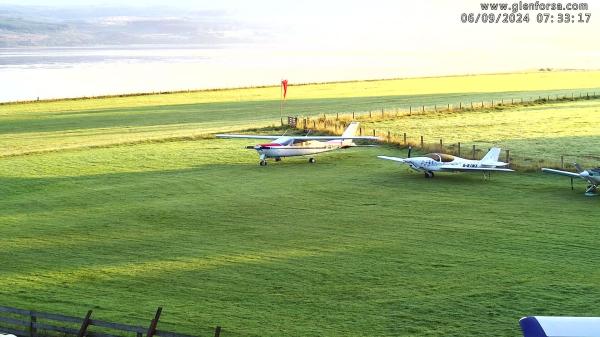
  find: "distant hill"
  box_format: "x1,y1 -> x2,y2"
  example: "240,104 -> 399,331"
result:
0,5 -> 270,47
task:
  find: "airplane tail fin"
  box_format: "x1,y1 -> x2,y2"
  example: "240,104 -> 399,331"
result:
341,122 -> 359,146
480,147 -> 505,166
342,122 -> 359,138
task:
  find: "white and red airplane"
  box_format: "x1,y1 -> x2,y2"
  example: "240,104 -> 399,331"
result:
216,122 -> 379,166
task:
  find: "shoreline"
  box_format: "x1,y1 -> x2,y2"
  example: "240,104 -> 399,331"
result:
0,69 -> 593,106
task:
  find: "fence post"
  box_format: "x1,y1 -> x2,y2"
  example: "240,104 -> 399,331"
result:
439,138 -> 443,152
434,104 -> 437,112
420,136 -> 424,149
471,102 -> 473,109
336,112 -> 339,120
409,106 -> 412,115
369,111 -> 372,118
403,133 -> 407,145
373,129 -> 376,137
459,102 -> 462,110
214,326 -> 222,337
381,108 -> 384,117
352,111 -> 355,119
491,99 -> 494,106
422,105 -> 425,113
387,130 -> 391,142
30,312 -> 37,337
457,142 -> 461,157
77,310 -> 93,337
561,155 -> 564,169
472,145 -> 476,159
481,101 -> 484,108
146,307 -> 162,337
505,149 -> 510,165
359,127 -> 363,136
447,103 -> 450,111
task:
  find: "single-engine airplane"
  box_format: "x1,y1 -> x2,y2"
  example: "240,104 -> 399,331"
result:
378,147 -> 514,178
541,164 -> 600,196
216,122 -> 379,165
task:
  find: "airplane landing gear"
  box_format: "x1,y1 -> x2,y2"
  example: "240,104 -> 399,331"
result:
308,157 -> 316,163
275,157 -> 282,162
424,171 -> 434,178
259,160 -> 267,166
585,184 -> 598,196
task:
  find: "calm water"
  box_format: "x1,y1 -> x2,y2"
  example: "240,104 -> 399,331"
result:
1,44 -> 591,103
1,45 -> 424,102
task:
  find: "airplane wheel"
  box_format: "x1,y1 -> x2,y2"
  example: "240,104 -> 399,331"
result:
424,172 -> 433,178
275,157 -> 282,162
430,172 -> 435,178
259,160 -> 267,166
308,158 -> 316,163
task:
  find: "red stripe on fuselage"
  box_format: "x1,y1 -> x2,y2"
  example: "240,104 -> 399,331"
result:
258,143 -> 282,149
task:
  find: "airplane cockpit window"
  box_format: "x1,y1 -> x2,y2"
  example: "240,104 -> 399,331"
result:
425,153 -> 442,162
438,153 -> 455,162
276,137 -> 294,146
590,168 -> 600,175
424,153 -> 455,162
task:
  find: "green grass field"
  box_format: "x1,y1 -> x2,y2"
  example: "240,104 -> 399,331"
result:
359,99 -> 600,169
2,71 -> 600,157
1,71 -> 600,337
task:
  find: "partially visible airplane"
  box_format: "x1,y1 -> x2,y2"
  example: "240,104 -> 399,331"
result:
216,122 -> 379,166
541,164 -> 600,196
520,316 -> 600,337
378,147 -> 514,178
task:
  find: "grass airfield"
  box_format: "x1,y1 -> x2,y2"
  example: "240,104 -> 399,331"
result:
1,141 -> 599,337
1,71 -> 600,336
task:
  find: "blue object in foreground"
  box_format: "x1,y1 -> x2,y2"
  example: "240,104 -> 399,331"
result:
520,316 -> 600,337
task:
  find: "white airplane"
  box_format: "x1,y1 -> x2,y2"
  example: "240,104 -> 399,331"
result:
378,147 -> 514,178
216,122 -> 379,166
541,164 -> 600,196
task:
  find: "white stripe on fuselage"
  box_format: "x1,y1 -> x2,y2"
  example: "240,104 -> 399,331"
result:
257,140 -> 346,158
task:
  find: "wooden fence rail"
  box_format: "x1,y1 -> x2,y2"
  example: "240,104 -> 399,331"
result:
0,306 -> 221,337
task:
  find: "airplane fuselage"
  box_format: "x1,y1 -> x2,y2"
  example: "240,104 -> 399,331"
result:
255,140 -> 349,159
404,155 -> 503,172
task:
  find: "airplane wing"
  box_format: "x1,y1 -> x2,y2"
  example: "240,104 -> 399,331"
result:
541,168 -> 582,178
287,136 -> 380,140
377,155 -> 406,163
215,134 -> 281,140
438,166 -> 514,172
216,134 -> 379,140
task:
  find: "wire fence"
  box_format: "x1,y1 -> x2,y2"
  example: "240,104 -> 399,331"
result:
289,92 -> 600,171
